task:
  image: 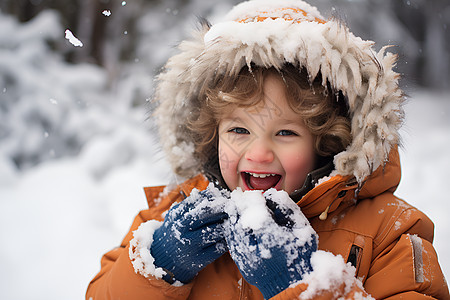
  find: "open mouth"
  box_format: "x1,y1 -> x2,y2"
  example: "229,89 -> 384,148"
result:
241,172 -> 282,191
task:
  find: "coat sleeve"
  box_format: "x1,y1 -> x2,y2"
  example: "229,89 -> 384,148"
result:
363,206 -> 450,300
272,200 -> 449,300
86,195 -> 195,299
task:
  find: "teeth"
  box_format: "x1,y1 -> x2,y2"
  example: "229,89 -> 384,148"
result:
248,172 -> 276,178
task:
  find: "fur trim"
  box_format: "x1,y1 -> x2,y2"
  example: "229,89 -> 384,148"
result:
154,0 -> 404,184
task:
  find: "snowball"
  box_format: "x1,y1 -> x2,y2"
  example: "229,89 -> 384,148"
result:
225,188 -> 316,268
230,189 -> 271,230
296,251 -> 373,299
129,220 -> 167,279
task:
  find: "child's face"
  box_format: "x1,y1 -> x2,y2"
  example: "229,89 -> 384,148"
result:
218,73 -> 316,194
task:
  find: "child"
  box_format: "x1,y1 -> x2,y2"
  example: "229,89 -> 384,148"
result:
86,0 -> 450,299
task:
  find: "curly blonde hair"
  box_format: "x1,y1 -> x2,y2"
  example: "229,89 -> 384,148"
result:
188,64 -> 352,185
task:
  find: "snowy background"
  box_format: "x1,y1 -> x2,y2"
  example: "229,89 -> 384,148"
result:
0,0 -> 449,299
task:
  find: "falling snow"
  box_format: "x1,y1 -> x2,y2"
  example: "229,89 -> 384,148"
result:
64,29 -> 83,47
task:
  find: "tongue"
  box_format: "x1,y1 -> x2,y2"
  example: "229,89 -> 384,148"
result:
248,175 -> 281,191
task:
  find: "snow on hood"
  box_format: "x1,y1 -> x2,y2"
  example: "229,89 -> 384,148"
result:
154,0 -> 405,184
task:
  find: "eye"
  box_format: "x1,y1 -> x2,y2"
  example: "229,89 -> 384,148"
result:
228,127 -> 250,134
277,129 -> 298,136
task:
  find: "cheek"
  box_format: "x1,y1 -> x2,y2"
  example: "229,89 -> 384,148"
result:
282,148 -> 316,190
218,140 -> 236,172
218,140 -> 239,188
285,153 -> 314,174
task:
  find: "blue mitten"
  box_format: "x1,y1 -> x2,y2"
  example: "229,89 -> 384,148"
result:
150,184 -> 229,284
224,188 -> 318,299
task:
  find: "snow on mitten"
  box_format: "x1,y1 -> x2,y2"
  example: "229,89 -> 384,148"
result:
224,188 -> 318,299
150,184 -> 229,284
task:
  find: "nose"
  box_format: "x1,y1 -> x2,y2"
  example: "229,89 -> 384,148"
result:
244,138 -> 274,163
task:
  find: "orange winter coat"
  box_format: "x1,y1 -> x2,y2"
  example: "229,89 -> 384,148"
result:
86,148 -> 449,299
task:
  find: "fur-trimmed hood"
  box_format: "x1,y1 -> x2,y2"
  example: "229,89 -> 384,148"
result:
154,0 -> 404,185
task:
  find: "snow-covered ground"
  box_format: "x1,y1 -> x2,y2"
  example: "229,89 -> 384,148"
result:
0,7 -> 449,300
0,129 -> 173,300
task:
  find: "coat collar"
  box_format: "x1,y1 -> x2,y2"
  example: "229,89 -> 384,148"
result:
299,146 -> 401,220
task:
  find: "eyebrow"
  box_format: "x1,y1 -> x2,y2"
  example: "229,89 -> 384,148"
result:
274,117 -> 305,125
